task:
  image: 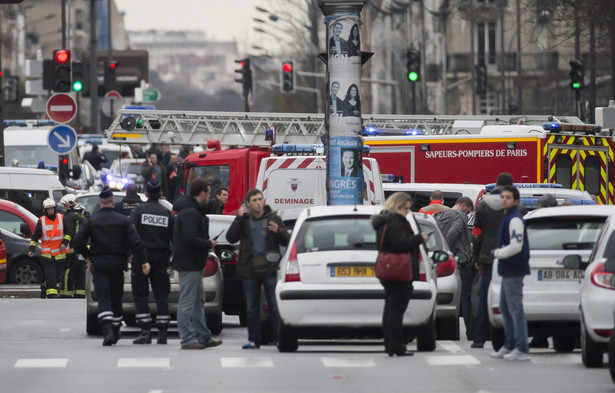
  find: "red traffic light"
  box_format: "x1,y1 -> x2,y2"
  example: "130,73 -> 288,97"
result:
283,63 -> 292,72
55,50 -> 70,63
109,61 -> 119,69
62,158 -> 68,165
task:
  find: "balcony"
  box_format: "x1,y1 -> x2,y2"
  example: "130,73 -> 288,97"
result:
447,52 -> 559,73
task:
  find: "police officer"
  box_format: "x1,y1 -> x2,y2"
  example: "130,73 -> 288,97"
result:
115,184 -> 141,216
129,180 -> 174,345
72,186 -> 147,346
29,198 -> 69,299
59,194 -> 88,298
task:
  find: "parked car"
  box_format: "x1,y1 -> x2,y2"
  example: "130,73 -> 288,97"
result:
414,212 -> 461,340
274,205 -> 448,352
75,191 -> 173,216
489,205 -> 615,352
84,196 -> 223,336
105,158 -> 147,192
65,160 -> 104,193
0,227 -> 43,284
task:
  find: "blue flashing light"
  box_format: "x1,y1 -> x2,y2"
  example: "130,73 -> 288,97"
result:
363,126 -> 381,136
105,174 -> 113,181
121,178 -> 129,184
272,144 -> 370,154
405,129 -> 424,135
542,122 -> 562,131
485,182 -> 564,192
381,174 -> 395,183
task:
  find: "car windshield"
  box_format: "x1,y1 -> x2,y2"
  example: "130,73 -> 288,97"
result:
295,216 -> 376,253
209,219 -> 232,243
526,216 -> 606,250
112,162 -> 143,176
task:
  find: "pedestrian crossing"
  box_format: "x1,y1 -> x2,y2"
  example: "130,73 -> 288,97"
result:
11,341 -> 582,369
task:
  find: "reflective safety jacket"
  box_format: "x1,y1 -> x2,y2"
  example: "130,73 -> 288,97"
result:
61,207 -> 87,253
29,214 -> 70,260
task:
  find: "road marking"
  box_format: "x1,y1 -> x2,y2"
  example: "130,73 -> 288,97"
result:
220,357 -> 273,368
59,328 -> 71,333
117,358 -> 170,368
530,354 -> 582,364
424,355 -> 480,366
15,358 -> 68,368
321,357 -> 376,367
438,341 -> 464,354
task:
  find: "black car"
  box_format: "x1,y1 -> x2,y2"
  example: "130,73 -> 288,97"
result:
0,227 -> 43,284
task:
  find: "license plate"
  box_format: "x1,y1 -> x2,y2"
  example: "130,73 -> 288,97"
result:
330,266 -> 375,277
538,269 -> 584,281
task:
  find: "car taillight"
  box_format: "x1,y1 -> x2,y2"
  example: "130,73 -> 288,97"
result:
224,251 -> 238,265
418,253 -> 426,281
590,262 -> 615,290
492,307 -> 501,315
0,258 -> 6,272
284,242 -> 301,282
436,255 -> 455,278
203,256 -> 218,277
595,329 -> 612,338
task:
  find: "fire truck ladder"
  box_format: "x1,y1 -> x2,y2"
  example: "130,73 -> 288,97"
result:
105,110 -> 583,146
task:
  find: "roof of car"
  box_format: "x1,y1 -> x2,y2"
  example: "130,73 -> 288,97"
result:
523,205 -> 615,220
207,214 -> 235,222
300,205 -> 382,218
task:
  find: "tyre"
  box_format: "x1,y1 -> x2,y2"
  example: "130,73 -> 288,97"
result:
276,318 -> 298,353
490,325 -> 504,351
553,335 -> 575,353
9,258 -> 43,284
608,331 -> 615,383
207,312 -> 223,335
417,311 -> 436,352
86,312 -> 102,335
436,316 -> 460,341
581,317 -> 603,368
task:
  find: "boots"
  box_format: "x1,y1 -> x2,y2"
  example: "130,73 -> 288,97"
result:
133,328 -> 152,344
102,322 -> 115,346
112,325 -> 122,344
157,326 -> 167,345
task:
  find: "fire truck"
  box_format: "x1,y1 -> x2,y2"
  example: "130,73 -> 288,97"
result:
105,110 -> 613,206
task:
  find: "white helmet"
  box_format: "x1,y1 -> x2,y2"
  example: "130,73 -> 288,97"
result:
59,194 -> 78,207
42,198 -> 57,209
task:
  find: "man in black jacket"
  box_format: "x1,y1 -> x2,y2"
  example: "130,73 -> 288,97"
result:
130,180 -> 175,345
72,186 -> 148,346
226,188 -> 290,349
204,187 -> 229,215
172,178 -> 223,350
59,194 -> 88,298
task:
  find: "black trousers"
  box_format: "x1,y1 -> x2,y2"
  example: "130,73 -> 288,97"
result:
131,249 -> 170,327
459,264 -> 478,340
92,256 -> 125,327
62,253 -> 86,297
43,257 -> 65,297
382,280 -> 413,354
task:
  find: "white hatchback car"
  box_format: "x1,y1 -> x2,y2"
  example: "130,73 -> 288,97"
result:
488,205 -> 615,352
275,205 -> 448,352
564,211 -> 615,367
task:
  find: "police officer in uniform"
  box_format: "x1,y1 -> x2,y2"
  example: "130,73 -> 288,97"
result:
59,194 -> 88,298
72,186 -> 147,346
129,180 -> 174,344
29,198 -> 69,298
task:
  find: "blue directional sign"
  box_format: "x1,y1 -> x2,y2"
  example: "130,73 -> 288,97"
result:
47,125 -> 77,154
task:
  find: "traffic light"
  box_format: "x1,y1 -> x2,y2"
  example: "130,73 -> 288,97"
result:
280,60 -> 296,93
71,62 -> 85,93
234,58 -> 252,97
104,59 -> 119,91
406,50 -> 420,83
4,76 -> 18,103
58,155 -> 70,180
475,64 -> 487,95
53,49 -> 71,92
569,59 -> 584,90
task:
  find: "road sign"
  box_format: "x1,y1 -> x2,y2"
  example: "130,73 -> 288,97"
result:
104,90 -> 122,101
47,125 -> 77,154
122,104 -> 156,110
135,87 -> 161,103
46,93 -> 77,124
102,90 -> 123,117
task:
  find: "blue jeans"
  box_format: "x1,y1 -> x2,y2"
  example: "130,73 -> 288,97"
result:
472,264 -> 492,344
177,271 -> 212,346
500,275 -> 529,353
243,270 -> 279,345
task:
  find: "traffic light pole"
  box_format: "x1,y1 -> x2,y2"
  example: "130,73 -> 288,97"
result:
89,0 -> 99,132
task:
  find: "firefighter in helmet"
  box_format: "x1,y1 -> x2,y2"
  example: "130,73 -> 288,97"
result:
29,198 -> 69,298
59,194 -> 88,298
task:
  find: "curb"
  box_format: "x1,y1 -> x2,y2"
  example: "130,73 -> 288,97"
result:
0,285 -> 41,299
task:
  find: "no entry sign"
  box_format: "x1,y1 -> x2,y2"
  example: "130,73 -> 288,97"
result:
46,93 -> 77,124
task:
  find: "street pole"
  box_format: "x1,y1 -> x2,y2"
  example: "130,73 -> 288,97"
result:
470,0 -> 476,115
61,0 -> 67,49
499,0 -> 505,113
0,10 -> 4,166
319,0 -> 366,206
516,0 -> 522,114
89,0 -> 99,132
420,0 -> 427,114
107,0 -> 114,120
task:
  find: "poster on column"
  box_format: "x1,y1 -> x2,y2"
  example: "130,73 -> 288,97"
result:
328,136 -> 363,205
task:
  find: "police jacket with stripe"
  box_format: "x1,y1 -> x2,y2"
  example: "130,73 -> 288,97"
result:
130,199 -> 174,252
72,207 -> 146,262
171,195 -> 212,272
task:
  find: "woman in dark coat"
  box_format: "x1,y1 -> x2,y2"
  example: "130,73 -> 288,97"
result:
372,192 -> 429,356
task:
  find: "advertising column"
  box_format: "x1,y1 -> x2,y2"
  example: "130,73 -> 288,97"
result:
320,1 -> 366,205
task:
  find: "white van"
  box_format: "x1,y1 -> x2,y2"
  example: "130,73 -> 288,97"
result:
383,182 -> 486,212
256,156 -> 385,211
0,167 -> 67,217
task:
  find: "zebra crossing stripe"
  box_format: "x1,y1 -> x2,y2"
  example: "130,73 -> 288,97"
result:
15,358 -> 68,368
117,358 -> 170,368
220,357 -> 274,368
321,357 -> 376,367
424,355 -> 480,366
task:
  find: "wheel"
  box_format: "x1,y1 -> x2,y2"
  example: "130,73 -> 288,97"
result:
553,335 -> 575,353
9,258 -> 43,284
276,318 -> 298,353
436,316 -> 460,341
490,325 -> 505,351
581,317 -> 604,368
608,331 -> 615,383
207,312 -> 223,335
417,311 -> 436,352
86,312 -> 102,335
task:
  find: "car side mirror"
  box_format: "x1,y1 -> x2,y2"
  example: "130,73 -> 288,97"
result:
432,250 -> 449,263
20,222 -> 31,237
604,258 -> 615,274
562,254 -> 582,269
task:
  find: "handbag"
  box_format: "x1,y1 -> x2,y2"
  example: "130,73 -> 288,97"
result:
375,223 -> 413,282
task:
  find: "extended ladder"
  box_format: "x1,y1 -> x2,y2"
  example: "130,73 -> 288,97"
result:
105,109 -> 583,146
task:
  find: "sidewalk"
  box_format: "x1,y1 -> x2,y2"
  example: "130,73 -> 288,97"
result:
0,285 -> 41,298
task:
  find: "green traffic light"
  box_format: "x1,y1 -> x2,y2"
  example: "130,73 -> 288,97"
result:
572,82 -> 581,89
72,81 -> 83,92
408,71 -> 418,82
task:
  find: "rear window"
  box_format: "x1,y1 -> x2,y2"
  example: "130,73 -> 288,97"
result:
384,190 -> 462,212
295,216 -> 376,253
526,216 -> 606,250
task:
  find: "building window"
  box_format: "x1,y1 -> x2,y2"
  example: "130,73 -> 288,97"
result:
477,22 -> 497,66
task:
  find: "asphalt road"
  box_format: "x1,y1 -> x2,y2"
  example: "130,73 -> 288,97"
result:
1,297 -> 614,393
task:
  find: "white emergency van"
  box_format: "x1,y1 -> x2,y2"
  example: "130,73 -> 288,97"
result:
0,167 -> 67,217
256,145 -> 385,211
